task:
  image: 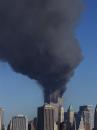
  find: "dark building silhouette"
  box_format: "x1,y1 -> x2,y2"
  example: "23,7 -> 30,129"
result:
7,123 -> 10,130
94,105 -> 97,130
60,122 -> 66,130
7,121 -> 11,130
28,120 -> 35,130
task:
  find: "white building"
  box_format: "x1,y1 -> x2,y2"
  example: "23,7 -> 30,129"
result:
11,115 -> 28,130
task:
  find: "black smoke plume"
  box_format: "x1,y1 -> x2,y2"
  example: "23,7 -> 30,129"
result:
0,0 -> 82,103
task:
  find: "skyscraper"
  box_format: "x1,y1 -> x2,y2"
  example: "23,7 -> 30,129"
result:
67,105 -> 75,125
59,106 -> 64,123
0,108 -> 4,130
11,115 -> 28,130
66,105 -> 76,130
37,104 -> 55,130
78,105 -> 94,130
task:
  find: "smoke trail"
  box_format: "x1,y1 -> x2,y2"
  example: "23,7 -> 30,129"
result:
0,0 -> 82,103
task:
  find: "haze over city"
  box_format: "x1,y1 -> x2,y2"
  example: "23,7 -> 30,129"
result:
0,0 -> 97,126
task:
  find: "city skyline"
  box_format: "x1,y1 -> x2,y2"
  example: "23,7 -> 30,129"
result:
1,104 -> 97,130
0,0 -> 97,125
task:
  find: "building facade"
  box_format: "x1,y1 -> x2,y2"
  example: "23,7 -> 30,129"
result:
11,115 -> 28,130
37,104 -> 55,130
78,105 -> 94,130
78,116 -> 85,130
66,105 -> 75,130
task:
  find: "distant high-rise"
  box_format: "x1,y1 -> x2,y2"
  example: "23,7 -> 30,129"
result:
78,105 -> 94,130
66,105 -> 75,130
11,115 -> 28,130
94,105 -> 97,130
67,105 -> 75,124
37,104 -> 55,130
0,108 -> 4,130
59,106 -> 64,123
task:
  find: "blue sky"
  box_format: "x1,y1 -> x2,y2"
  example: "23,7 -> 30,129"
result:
0,0 -> 97,125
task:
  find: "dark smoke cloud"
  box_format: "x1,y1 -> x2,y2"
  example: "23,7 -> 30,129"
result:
0,0 -> 82,103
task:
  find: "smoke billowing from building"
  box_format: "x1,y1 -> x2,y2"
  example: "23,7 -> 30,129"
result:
0,0 -> 82,102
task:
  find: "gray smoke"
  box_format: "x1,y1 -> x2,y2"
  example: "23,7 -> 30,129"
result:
0,0 -> 82,103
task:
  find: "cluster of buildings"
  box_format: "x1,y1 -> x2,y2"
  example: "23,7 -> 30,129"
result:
0,100 -> 97,130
